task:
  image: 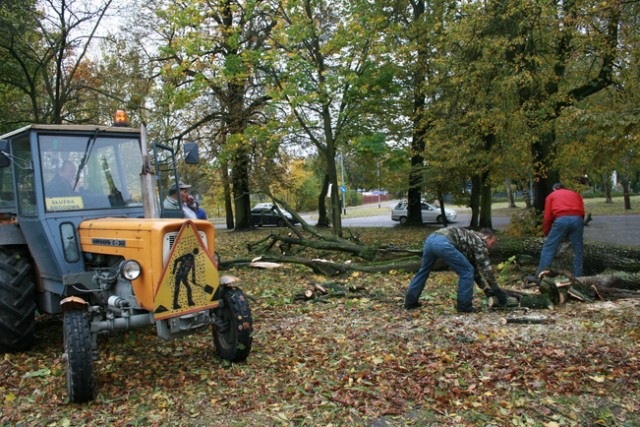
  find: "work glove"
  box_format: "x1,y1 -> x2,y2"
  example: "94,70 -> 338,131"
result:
493,288 -> 508,306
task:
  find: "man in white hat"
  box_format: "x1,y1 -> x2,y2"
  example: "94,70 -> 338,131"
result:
164,182 -> 197,219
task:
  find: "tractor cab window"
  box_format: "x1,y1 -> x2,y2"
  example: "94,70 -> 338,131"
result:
39,134 -> 143,212
0,157 -> 16,210
13,135 -> 36,216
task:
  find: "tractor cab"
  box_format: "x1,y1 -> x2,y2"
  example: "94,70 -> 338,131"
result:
0,124 -> 186,220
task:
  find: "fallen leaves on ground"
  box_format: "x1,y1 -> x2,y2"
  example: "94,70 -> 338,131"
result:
1,227 -> 639,426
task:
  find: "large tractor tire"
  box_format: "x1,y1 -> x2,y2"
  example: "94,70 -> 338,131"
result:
63,310 -> 95,403
212,287 -> 253,362
0,247 -> 36,352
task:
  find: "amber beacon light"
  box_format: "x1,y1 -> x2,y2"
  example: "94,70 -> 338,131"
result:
113,110 -> 128,127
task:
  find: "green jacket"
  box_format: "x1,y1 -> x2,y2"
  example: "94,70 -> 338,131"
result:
434,227 -> 499,291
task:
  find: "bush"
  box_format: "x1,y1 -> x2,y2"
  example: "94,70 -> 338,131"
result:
504,208 -> 543,237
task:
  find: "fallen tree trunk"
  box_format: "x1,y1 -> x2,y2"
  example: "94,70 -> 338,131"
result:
490,238 -> 640,275
228,226 -> 640,278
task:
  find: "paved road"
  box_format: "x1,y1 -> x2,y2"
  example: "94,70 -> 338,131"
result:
339,213 -> 640,246
215,211 -> 639,246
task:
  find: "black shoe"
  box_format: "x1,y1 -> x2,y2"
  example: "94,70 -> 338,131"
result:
524,275 -> 540,285
457,307 -> 482,314
404,302 -> 422,310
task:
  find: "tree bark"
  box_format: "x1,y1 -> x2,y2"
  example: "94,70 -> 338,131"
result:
316,174 -> 330,227
229,224 -> 640,278
490,237 -> 640,275
602,171 -> 613,203
505,178 -> 516,208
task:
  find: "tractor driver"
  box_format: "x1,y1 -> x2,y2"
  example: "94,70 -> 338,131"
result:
46,160 -> 78,197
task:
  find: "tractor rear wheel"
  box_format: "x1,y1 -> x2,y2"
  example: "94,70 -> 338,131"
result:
212,287 -> 253,362
0,247 -> 36,352
63,310 -> 95,403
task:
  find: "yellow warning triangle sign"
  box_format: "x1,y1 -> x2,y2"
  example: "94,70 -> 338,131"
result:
153,221 -> 220,320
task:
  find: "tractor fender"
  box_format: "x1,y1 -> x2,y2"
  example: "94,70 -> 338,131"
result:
60,296 -> 89,312
0,223 -> 26,245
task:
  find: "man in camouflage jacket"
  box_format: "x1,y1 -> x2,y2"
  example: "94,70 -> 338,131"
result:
404,227 -> 508,313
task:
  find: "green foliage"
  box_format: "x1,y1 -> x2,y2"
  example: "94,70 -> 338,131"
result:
504,208 -> 543,238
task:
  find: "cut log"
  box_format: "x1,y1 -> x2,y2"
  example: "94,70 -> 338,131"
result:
499,316 -> 554,325
490,237 -> 640,275
490,270 -> 640,310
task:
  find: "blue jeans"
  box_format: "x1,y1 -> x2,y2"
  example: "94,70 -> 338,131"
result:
536,215 -> 584,277
405,234 -> 475,311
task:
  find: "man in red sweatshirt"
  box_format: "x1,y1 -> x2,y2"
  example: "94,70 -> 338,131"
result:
534,183 -> 585,278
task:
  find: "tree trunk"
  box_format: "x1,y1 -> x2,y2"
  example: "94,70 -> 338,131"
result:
317,174 -> 330,227
437,192 -> 448,227
231,225 -> 640,278
523,177 -> 532,209
505,178 -> 516,208
231,145 -> 253,230
328,152 -> 343,237
406,0 -> 427,227
469,174 -> 481,228
602,171 -> 613,203
221,158 -> 234,230
491,237 -> 640,276
622,173 -> 631,210
479,169 -> 493,229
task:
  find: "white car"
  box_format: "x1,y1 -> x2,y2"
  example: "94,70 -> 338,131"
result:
391,201 -> 457,224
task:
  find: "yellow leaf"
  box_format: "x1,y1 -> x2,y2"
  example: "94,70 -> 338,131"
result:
589,375 -> 606,383
5,393 -> 16,403
544,422 -> 561,427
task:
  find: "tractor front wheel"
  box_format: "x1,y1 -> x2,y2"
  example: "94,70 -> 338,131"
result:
212,287 -> 253,362
0,247 -> 36,352
63,310 -> 95,403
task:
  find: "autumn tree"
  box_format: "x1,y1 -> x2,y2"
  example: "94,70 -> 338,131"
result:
426,1 -> 533,229
378,0 -> 448,225
150,0 -> 278,230
266,0 -> 394,234
0,0 -> 114,125
495,0 -> 622,211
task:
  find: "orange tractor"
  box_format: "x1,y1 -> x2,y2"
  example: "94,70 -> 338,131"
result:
0,119 -> 252,402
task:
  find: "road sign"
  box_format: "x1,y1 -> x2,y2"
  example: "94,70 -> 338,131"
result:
339,185 -> 346,193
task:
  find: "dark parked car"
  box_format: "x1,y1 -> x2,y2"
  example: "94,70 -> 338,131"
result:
251,204 -> 298,227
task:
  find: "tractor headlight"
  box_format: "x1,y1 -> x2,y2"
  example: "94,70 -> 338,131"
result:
119,260 -> 141,280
